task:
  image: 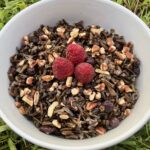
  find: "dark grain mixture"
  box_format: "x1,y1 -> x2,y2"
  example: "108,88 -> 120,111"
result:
8,20 -> 140,139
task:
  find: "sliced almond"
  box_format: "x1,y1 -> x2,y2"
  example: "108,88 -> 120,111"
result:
106,37 -> 114,46
47,101 -> 59,118
89,92 -> 96,101
22,95 -> 33,106
66,76 -> 73,87
95,69 -> 110,75
59,114 -> 69,120
18,60 -> 25,66
91,27 -> 103,35
70,28 -> 79,38
48,54 -> 54,63
52,120 -> 61,128
34,91 -> 40,105
41,75 -> 54,82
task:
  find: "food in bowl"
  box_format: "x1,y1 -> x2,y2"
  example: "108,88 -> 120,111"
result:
8,20 -> 140,139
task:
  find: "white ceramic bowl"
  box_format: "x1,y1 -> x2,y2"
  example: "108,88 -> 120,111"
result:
0,0 -> 150,150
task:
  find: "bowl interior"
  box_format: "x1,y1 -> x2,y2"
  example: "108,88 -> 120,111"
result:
0,0 -> 150,150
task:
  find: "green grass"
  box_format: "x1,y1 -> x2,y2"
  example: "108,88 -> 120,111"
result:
0,0 -> 150,149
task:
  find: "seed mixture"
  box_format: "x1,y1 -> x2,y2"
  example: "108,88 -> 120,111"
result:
8,20 -> 140,139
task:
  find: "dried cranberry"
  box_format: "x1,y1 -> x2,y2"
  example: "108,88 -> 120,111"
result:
39,126 -> 55,134
27,68 -> 36,75
110,117 -> 120,129
132,59 -> 140,76
103,101 -> 113,113
86,57 -> 95,65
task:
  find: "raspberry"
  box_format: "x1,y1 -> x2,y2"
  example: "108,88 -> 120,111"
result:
66,43 -> 86,65
52,57 -> 74,80
75,63 -> 95,84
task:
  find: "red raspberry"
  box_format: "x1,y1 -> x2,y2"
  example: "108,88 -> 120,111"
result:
75,63 -> 95,84
52,57 -> 74,80
66,43 -> 86,65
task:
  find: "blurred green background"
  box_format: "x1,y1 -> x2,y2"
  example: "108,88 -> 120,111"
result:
0,0 -> 150,150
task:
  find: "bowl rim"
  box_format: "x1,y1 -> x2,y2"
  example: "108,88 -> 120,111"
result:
0,0 -> 150,150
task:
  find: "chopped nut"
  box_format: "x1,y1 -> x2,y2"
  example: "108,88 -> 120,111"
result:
23,36 -> 29,42
45,44 -> 52,50
92,45 -> 100,53
57,27 -> 66,37
124,85 -> 133,93
118,97 -> 126,105
71,88 -> 80,95
52,119 -> 61,128
41,75 -> 54,82
67,37 -> 74,44
77,82 -> 83,87
122,47 -> 134,59
20,90 -> 25,97
26,76 -> 33,85
22,95 -> 33,106
96,127 -> 106,135
28,59 -> 37,68
99,83 -> 106,91
125,51 -> 134,59
124,109 -> 131,116
83,89 -> 92,96
70,28 -> 79,38
109,45 -> 116,52
86,102 -> 97,111
115,51 -> 126,60
39,35 -> 49,40
59,114 -> 69,120
18,106 -> 26,115
99,47 -> 105,54
15,101 -> 21,108
89,92 -> 96,101
53,52 -> 59,58
52,82 -> 59,88
42,27 -> 51,36
91,27 -> 103,35
85,47 -> 91,52
95,69 -> 110,75
49,86 -> 55,92
47,101 -> 59,118
48,54 -> 54,63
18,60 -> 25,66
34,91 -> 40,105
66,76 -> 73,87
79,32 -> 86,38
100,63 -> 108,71
37,59 -> 46,67
99,105 -> 105,112
24,88 -> 31,95
95,92 -> 101,99
118,80 -> 125,91
114,59 -> 123,65
106,37 -> 114,46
